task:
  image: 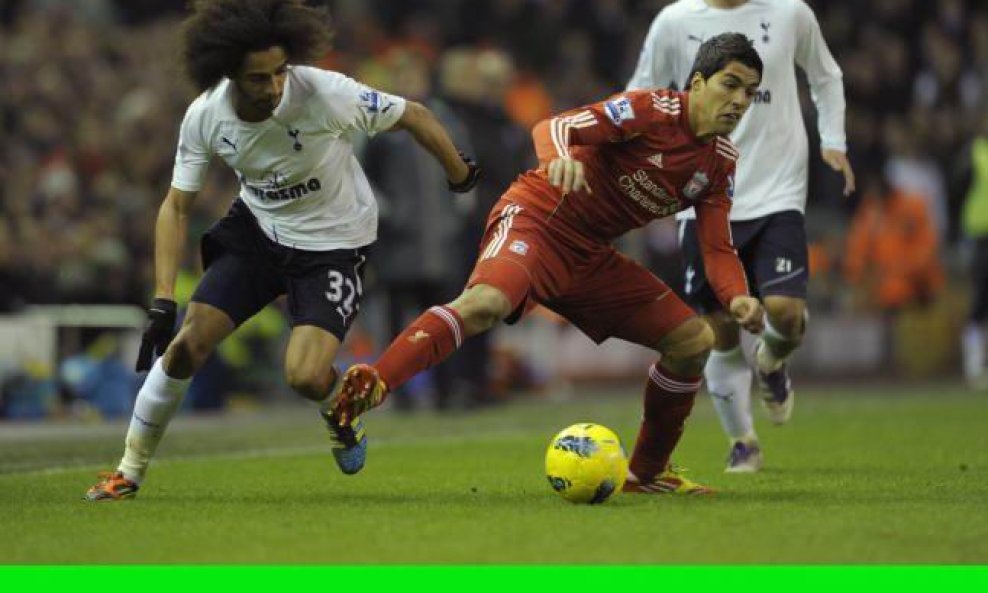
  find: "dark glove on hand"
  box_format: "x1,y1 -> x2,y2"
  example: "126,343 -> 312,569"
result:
136,298 -> 177,372
448,152 -> 482,193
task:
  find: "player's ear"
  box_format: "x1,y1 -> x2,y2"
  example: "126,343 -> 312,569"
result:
689,72 -> 705,93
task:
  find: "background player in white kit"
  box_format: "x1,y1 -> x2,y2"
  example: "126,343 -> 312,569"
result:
86,0 -> 479,500
628,0 -> 854,472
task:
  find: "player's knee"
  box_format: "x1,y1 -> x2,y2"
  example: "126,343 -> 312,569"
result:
284,366 -> 329,401
660,318 -> 715,375
165,329 -> 213,375
449,285 -> 512,335
764,297 -> 807,338
705,310 -> 740,350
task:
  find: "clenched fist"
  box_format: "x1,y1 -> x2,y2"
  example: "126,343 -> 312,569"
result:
729,295 -> 764,334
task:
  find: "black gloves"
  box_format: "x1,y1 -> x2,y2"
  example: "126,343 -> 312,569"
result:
448,152 -> 481,193
136,298 -> 177,372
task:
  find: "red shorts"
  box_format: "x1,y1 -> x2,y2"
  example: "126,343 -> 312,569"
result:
467,190 -> 695,345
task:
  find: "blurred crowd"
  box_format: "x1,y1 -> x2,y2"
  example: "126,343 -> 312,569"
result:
2,0 -> 988,414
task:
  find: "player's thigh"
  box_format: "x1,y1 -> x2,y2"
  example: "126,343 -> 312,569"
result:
555,249 -> 695,347
750,211 -> 809,300
467,201 -> 555,324
285,247 -> 368,344
191,251 -> 286,329
283,324 -> 342,398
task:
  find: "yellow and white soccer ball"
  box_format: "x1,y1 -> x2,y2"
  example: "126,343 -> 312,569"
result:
545,423 -> 628,504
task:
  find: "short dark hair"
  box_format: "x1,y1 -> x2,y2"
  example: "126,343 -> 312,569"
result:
686,32 -> 763,86
182,0 -> 333,92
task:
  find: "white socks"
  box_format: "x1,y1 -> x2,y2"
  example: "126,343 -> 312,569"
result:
705,346 -> 756,443
118,359 -> 191,483
962,324 -> 985,385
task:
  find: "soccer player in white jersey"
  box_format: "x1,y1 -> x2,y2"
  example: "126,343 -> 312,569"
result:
628,0 -> 854,472
86,0 -> 479,501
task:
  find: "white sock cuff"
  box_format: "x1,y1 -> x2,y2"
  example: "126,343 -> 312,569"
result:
147,358 -> 192,397
709,345 -> 745,365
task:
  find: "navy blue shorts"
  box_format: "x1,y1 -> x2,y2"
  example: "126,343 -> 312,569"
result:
678,210 -> 808,314
192,199 -> 369,341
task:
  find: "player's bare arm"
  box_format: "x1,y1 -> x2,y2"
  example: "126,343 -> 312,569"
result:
133,186 -> 197,372
153,187 -> 197,301
391,101 -> 474,189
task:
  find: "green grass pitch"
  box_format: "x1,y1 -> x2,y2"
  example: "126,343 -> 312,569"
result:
1,384 -> 986,563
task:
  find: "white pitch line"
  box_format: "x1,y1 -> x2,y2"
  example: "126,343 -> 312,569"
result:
2,429 -> 536,477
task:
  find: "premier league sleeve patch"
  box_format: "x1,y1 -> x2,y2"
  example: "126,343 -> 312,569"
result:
604,96 -> 635,126
358,88 -> 397,115
358,89 -> 382,113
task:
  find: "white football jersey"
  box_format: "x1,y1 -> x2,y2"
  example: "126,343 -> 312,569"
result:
171,65 -> 406,251
627,0 -> 846,221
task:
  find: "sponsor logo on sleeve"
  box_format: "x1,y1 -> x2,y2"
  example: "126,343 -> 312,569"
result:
604,97 -> 635,125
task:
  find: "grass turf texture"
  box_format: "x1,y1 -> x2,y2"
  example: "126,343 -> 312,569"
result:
1,384 -> 986,563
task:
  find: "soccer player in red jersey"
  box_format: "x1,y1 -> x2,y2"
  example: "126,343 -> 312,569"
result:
335,33 -> 764,494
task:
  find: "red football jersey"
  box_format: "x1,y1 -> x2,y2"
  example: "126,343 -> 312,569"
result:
520,89 -> 748,307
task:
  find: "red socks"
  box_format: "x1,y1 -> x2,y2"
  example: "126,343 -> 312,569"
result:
375,306 -> 465,392
628,363 -> 702,482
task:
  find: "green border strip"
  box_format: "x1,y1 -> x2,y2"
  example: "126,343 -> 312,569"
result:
3,566 -> 987,592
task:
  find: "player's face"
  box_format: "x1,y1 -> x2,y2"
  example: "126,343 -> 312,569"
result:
234,46 -> 289,119
692,61 -> 761,136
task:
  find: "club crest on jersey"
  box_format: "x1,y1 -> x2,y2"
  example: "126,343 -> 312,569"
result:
267,170 -> 290,188
682,170 -> 710,200
604,97 -> 635,125
509,240 -> 530,256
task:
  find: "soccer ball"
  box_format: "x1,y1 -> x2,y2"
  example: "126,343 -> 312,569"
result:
545,423 -> 628,504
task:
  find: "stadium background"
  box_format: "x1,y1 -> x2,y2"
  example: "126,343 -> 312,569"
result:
1,0 -> 986,419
